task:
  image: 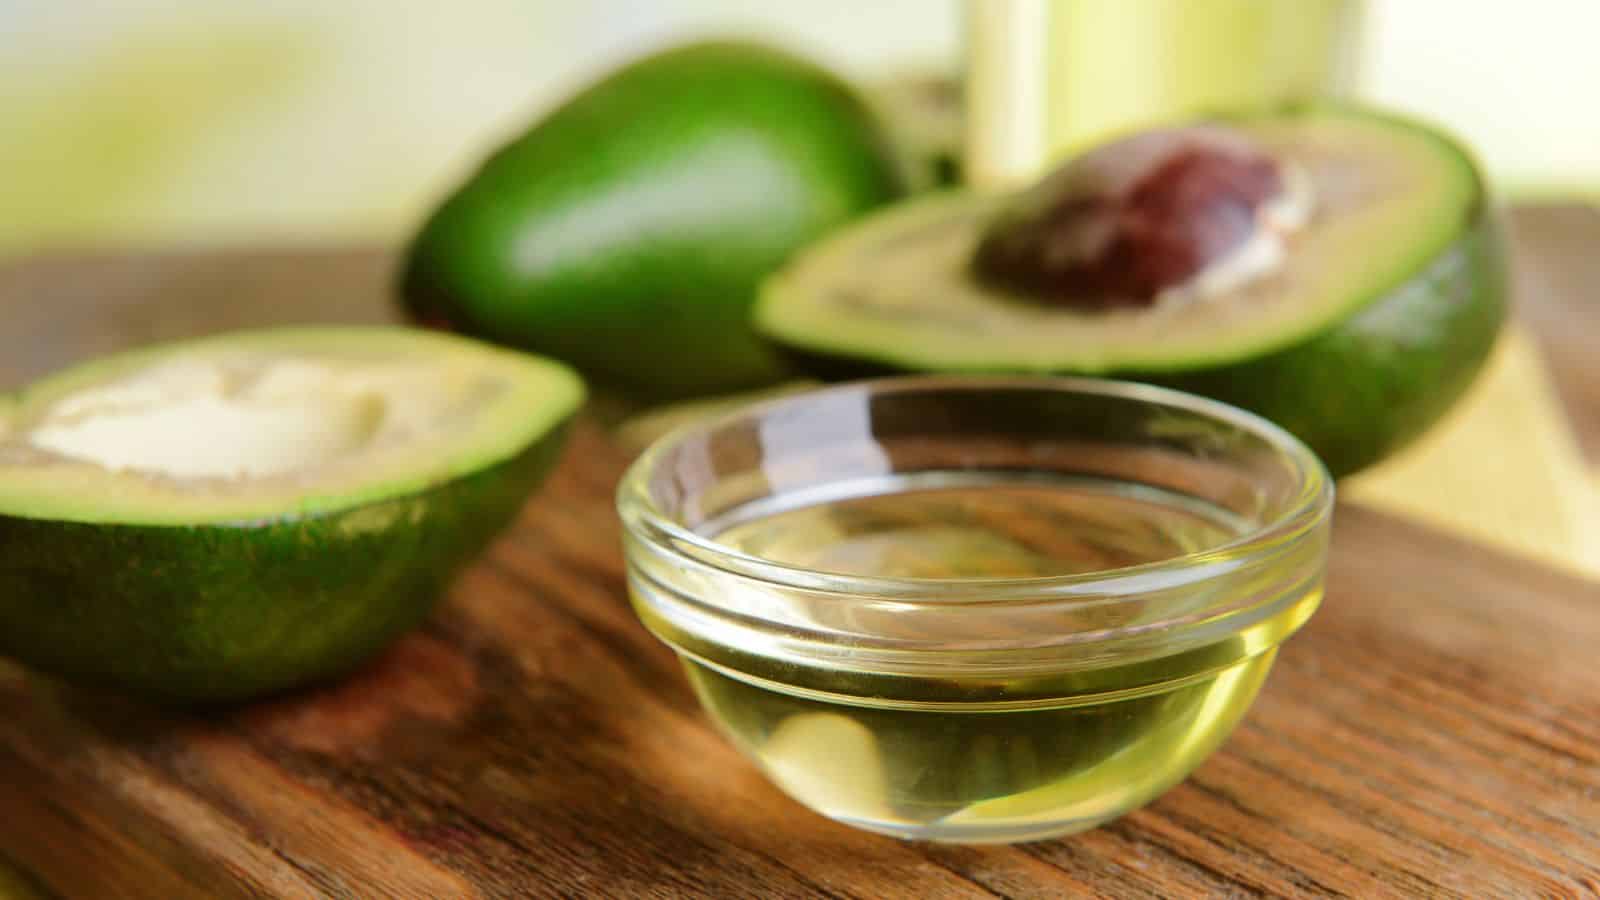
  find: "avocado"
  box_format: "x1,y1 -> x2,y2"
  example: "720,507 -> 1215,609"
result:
756,106 -> 1507,476
0,327 -> 582,703
401,41 -> 907,403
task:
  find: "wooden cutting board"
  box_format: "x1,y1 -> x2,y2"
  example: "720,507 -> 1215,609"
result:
0,209 -> 1596,898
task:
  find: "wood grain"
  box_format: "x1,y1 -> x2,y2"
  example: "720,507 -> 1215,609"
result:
0,212 -> 1596,898
0,422 -> 1595,899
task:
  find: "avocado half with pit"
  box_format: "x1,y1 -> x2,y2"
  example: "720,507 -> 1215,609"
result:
0,327 -> 582,703
756,106 -> 1507,476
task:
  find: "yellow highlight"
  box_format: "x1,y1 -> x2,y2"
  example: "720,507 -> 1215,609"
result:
1345,325 -> 1600,579
1044,0 -> 1356,160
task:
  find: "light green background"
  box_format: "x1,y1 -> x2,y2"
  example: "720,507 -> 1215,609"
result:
0,0 -> 1595,261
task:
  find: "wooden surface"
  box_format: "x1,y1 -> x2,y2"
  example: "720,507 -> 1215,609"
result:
0,208 -> 1596,898
1511,205 -> 1600,460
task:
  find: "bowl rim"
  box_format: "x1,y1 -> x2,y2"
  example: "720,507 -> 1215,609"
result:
618,375 -> 1332,606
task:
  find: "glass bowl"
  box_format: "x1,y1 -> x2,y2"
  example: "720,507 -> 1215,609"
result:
618,376 -> 1332,844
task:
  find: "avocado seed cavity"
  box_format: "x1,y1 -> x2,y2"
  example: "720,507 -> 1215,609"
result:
21,356 -> 499,481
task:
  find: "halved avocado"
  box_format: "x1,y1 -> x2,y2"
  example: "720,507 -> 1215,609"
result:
756,106 -> 1508,476
0,327 -> 582,703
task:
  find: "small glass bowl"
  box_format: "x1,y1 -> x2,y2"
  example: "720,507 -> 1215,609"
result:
618,377 -> 1331,844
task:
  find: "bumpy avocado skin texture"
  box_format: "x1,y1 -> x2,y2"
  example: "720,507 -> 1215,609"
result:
0,423 -> 569,705
402,41 -> 906,402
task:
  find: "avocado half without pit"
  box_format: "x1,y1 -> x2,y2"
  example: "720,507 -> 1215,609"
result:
0,327 -> 582,703
756,106 -> 1508,476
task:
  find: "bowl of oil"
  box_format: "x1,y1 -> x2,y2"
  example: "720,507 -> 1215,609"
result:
618,376 -> 1331,844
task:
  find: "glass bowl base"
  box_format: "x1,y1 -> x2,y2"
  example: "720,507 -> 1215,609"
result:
831,812 -> 1123,845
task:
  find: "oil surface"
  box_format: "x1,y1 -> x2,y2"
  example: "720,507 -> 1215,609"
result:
682,474 -> 1315,842
712,476 -> 1245,579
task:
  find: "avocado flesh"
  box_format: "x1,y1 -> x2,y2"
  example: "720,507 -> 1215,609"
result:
402,41 -> 906,402
756,108 -> 1507,476
0,327 -> 582,702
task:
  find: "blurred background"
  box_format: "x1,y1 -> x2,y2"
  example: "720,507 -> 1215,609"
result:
2,0 -> 1596,260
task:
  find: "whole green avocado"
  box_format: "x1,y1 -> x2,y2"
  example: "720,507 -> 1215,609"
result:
401,41 -> 907,402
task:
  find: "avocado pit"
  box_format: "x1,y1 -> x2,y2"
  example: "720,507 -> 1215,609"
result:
973,126 -> 1313,309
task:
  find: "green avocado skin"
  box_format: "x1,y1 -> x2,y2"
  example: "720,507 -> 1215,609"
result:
402,41 -> 906,402
1152,213 -> 1508,477
0,423 -> 569,705
782,215 -> 1507,479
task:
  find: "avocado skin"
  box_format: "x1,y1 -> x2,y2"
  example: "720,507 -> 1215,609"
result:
780,214 -> 1507,479
1154,213 -> 1507,477
0,421 -> 570,705
401,41 -> 906,402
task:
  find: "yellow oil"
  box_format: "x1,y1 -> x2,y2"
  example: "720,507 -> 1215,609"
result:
712,481 -> 1241,579
679,476 -> 1319,842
